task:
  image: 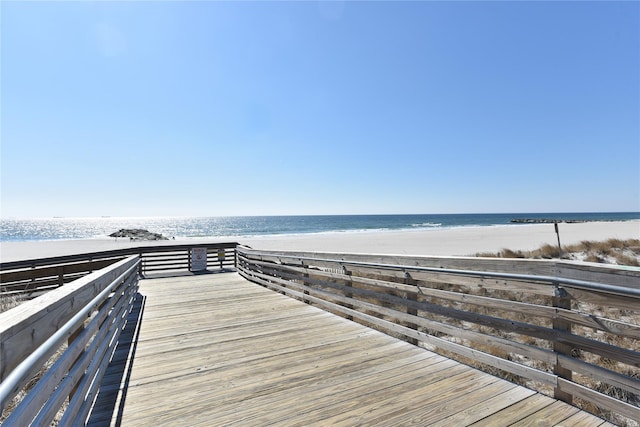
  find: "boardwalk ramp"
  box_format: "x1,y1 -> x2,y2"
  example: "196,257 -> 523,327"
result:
88,273 -> 613,426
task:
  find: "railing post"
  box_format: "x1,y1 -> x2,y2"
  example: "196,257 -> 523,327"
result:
138,251 -> 144,277
343,265 -> 353,321
217,248 -> 226,270
301,261 -> 310,304
58,266 -> 65,287
553,284 -> 573,404
68,316 -> 88,400
233,246 -> 237,269
276,259 -> 287,295
404,272 -> 419,346
31,263 -> 36,287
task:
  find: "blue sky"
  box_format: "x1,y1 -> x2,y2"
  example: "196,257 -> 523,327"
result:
1,1 -> 638,218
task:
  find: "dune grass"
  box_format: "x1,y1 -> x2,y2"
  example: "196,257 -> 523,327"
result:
477,238 -> 640,266
474,238 -> 639,425
0,292 -> 26,313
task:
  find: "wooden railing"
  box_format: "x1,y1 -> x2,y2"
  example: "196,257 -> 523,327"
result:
0,242 -> 238,425
0,256 -> 140,426
2,243 -> 638,424
138,242 -> 237,274
236,247 -> 640,424
0,242 -> 239,296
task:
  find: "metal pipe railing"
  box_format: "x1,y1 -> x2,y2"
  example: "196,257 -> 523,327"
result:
236,247 -> 640,423
238,248 -> 640,297
0,258 -> 140,413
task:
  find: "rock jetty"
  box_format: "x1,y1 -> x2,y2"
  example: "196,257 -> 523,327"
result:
510,219 -> 588,224
109,229 -> 169,241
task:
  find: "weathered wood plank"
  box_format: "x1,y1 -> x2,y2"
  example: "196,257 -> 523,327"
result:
89,273 -> 610,427
558,378 -> 640,422
430,385 -> 537,426
469,393 -> 557,426
0,257 -> 139,382
266,260 -> 560,322
510,400 -> 581,426
559,410 -> 616,427
239,247 -> 640,421
0,258 -> 119,283
242,268 -> 560,385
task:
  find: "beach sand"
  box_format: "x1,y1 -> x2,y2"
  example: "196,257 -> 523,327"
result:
1,221 -> 638,263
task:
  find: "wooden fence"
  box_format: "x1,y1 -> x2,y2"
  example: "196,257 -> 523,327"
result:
0,242 -> 238,297
1,243 -> 638,424
0,242 -> 238,425
236,246 -> 640,424
0,256 -> 140,426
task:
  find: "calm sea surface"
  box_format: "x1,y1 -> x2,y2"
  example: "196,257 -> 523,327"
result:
1,213 -> 638,242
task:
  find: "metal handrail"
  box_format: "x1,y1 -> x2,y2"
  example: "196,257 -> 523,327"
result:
237,247 -> 640,422
0,258 -> 140,412
238,247 -> 640,298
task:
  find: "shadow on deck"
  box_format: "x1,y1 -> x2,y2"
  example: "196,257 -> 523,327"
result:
86,292 -> 146,426
87,272 -> 613,426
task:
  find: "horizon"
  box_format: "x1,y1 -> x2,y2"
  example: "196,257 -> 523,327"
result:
2,210 -> 639,222
2,1 -> 639,217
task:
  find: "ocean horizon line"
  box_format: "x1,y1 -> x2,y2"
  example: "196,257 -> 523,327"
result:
2,211 -> 640,221
1,212 -> 638,243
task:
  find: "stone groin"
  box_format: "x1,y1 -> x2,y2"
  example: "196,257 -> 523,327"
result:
109,229 -> 169,240
510,219 -> 592,224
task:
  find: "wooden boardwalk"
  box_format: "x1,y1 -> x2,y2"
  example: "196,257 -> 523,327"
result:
87,272 -> 613,426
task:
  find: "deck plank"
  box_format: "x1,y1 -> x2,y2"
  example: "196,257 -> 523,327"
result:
430,385 -> 537,426
510,400 -> 581,426
88,272 -> 611,426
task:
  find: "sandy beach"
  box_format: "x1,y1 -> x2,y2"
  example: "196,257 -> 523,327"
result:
1,221 -> 638,263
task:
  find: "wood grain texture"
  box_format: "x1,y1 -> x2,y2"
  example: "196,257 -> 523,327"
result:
0,256 -> 139,382
88,273 -> 610,426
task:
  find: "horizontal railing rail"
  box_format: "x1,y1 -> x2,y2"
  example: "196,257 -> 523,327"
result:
0,256 -> 140,426
236,246 -> 640,425
0,242 -> 239,296
139,245 -> 237,274
2,243 -> 637,424
0,257 -> 127,297
0,242 -> 239,425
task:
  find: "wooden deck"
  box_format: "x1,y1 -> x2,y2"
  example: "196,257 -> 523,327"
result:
87,272 -> 613,426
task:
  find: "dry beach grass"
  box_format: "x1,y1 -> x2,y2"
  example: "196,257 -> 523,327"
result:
477,238 -> 640,266
302,238 -> 640,425
467,239 -> 640,425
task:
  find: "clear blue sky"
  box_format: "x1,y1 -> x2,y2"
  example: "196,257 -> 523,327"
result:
1,1 -> 638,218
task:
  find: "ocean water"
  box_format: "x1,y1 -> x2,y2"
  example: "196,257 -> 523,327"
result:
0,213 -> 638,242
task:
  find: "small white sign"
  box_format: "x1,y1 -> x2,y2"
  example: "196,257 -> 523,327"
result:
191,248 -> 207,271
